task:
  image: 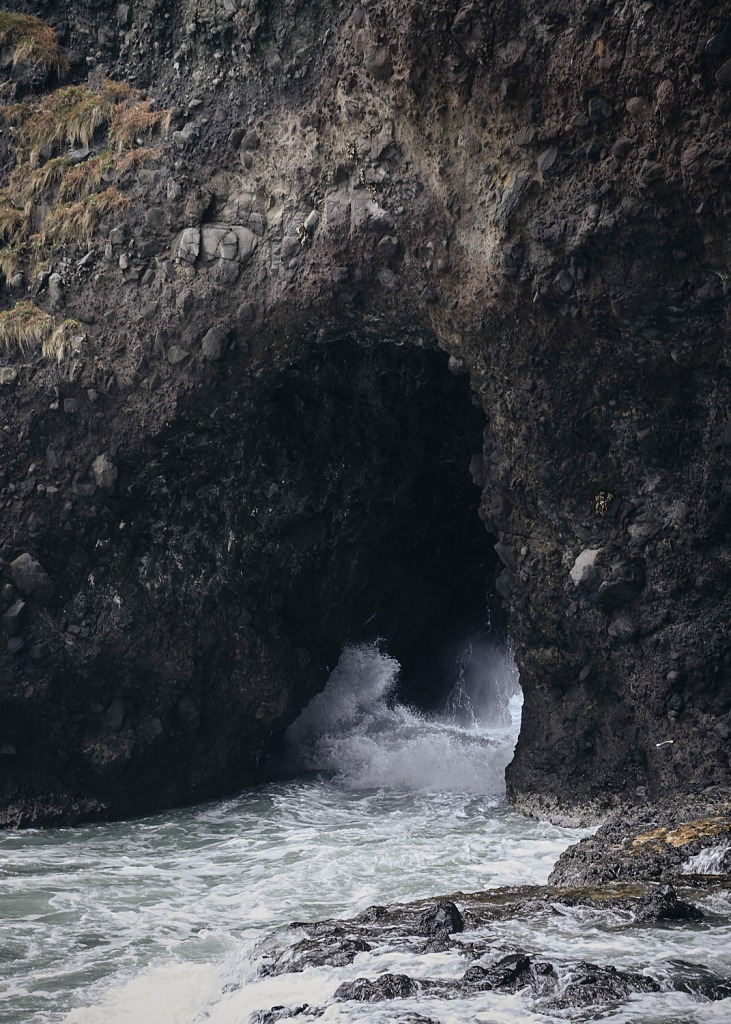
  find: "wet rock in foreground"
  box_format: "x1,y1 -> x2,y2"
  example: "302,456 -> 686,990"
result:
635,883 -> 704,922
247,879 -> 731,1022
334,973 -> 420,1002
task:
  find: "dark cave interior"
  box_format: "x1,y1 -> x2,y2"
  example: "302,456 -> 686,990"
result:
255,333 -> 508,719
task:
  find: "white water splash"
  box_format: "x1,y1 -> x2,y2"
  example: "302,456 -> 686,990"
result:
683,843 -> 731,875
283,642 -> 522,795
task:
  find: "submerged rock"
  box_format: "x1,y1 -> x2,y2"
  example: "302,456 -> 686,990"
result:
246,877 -> 731,1022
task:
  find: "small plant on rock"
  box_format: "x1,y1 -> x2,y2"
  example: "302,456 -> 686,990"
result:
595,491 -> 615,517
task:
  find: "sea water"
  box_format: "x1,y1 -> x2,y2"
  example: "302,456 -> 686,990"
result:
1,644 -> 729,1023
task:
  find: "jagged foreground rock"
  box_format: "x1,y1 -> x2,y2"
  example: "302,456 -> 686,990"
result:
243,885 -> 731,1020
0,0 -> 729,826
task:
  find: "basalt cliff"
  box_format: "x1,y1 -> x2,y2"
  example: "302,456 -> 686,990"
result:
0,0 -> 729,827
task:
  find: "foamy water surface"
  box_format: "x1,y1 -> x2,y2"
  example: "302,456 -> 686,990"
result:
1,644 -> 729,1023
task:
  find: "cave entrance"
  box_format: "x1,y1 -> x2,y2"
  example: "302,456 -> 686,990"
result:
260,332 -> 513,723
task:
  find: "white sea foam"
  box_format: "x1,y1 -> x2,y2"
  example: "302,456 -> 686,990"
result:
682,843 -> 731,875
4,645 -> 729,1024
283,641 -> 522,795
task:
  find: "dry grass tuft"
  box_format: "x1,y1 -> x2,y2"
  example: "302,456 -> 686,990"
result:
109,101 -> 171,151
0,73 -> 168,277
39,187 -> 130,246
0,300 -> 82,361
114,145 -> 163,174
16,80 -> 136,164
3,79 -> 170,165
0,12 -> 68,73
8,156 -> 70,202
0,300 -> 54,354
57,153 -> 109,202
42,317 -> 82,362
0,193 -> 33,245
0,242 -> 25,282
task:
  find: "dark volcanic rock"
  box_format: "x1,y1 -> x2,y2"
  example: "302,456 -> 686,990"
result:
550,807 -> 731,885
251,1007 -> 324,1024
0,0 -> 729,827
9,553 -> 54,605
668,960 -> 731,1001
456,952 -> 661,1006
334,973 -> 419,1002
243,881 -> 731,1019
418,900 -> 464,936
635,884 -> 704,922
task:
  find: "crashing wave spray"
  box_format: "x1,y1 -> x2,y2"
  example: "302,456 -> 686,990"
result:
445,636 -> 521,727
283,642 -> 522,796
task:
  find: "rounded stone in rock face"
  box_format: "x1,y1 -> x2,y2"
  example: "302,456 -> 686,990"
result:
91,454 -> 118,490
588,97 -> 613,122
9,554 -> 54,605
626,96 -> 652,120
2,600 -> 25,637
363,45 -> 392,80
201,327 -> 228,361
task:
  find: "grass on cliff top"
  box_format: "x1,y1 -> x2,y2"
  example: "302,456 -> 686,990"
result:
0,72 -> 169,280
0,11 -> 68,73
0,300 -> 81,361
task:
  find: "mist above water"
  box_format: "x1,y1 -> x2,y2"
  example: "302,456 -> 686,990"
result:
282,640 -> 522,796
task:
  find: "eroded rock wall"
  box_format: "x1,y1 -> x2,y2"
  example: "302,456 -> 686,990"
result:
0,0 -> 729,824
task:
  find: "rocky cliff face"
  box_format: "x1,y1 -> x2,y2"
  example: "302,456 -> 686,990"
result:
0,0 -> 729,826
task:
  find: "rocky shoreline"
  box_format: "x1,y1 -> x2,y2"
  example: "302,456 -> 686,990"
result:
245,808 -> 731,1022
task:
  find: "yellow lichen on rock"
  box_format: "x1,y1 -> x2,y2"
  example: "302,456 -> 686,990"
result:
631,818 -> 731,851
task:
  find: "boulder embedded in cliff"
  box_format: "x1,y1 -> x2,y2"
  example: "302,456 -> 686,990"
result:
173,227 -> 201,265
626,96 -> 652,121
363,45 -> 392,81
200,226 -> 231,261
598,578 -> 644,611
2,600 -> 26,636
570,548 -> 603,587
9,554 -> 54,604
91,454 -> 118,490
588,97 -> 613,122
201,327 -> 228,361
